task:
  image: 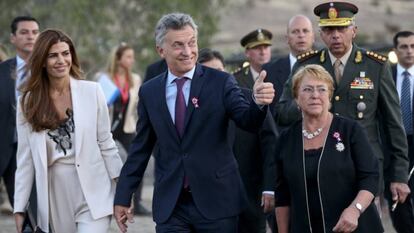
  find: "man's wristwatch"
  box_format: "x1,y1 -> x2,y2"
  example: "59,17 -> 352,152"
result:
355,203 -> 363,214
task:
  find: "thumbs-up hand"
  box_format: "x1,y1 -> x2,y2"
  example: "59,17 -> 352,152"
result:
253,70 -> 275,105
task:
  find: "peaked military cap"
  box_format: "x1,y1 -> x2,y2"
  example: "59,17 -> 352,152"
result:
314,1 -> 358,27
240,28 -> 272,49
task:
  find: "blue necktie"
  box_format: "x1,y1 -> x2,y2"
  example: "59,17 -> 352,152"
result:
401,70 -> 412,135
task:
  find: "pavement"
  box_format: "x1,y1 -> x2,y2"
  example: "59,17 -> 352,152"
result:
0,156 -> 397,232
0,185 -> 156,233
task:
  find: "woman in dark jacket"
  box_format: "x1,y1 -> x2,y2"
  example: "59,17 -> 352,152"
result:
275,64 -> 383,233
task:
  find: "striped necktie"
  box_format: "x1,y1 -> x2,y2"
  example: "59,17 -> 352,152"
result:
401,70 -> 412,135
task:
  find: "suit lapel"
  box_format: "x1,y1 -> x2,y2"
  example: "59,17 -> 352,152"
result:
320,49 -> 336,86
157,73 -> 181,143
70,78 -> 83,157
8,58 -> 17,108
391,65 -> 397,83
239,68 -> 255,89
275,57 -> 291,89
183,64 -> 206,135
29,130 -> 47,169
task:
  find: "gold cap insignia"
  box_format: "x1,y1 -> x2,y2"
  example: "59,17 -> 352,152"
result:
257,29 -> 265,41
328,7 -> 338,19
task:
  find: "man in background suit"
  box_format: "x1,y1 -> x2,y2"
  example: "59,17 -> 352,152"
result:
384,30 -> 414,233
144,59 -> 167,83
0,15 -> 39,211
263,15 -> 315,119
114,12 -> 275,233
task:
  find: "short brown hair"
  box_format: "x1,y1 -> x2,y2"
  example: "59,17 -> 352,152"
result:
21,29 -> 83,132
292,64 -> 334,99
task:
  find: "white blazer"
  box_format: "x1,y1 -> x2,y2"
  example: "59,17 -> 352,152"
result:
14,78 -> 123,232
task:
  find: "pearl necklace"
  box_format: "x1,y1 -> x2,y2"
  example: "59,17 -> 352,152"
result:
302,127 -> 323,140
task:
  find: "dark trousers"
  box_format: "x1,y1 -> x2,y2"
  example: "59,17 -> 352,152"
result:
156,189 -> 238,233
238,208 -> 266,233
1,143 -> 17,206
266,210 -> 278,233
385,135 -> 414,233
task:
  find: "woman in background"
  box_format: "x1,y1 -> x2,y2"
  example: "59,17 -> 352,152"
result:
99,43 -> 149,215
198,48 -> 225,71
14,29 -> 123,233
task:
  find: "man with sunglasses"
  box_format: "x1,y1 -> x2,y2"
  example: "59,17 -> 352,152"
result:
276,1 -> 410,219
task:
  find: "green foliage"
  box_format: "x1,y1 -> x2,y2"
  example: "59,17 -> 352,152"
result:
0,0 -> 227,77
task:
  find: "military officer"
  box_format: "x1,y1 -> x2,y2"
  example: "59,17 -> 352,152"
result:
232,28 -> 276,233
277,1 -> 410,208
234,28 -> 272,89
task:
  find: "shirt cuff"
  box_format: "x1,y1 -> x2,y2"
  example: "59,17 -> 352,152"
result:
251,92 -> 265,109
262,191 -> 275,195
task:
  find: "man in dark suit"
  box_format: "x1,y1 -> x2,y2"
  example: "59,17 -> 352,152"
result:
144,59 -> 167,83
114,12 -> 275,233
263,15 -> 315,119
384,30 -> 414,233
0,16 -> 39,210
277,1 -> 410,212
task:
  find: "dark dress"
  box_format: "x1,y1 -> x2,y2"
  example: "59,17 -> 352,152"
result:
305,147 -> 324,233
275,115 -> 383,233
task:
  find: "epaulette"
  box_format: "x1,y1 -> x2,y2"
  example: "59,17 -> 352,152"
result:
232,62 -> 250,75
365,51 -> 387,63
297,50 -> 320,63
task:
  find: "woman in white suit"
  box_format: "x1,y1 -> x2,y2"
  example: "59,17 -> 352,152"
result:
14,29 -> 123,233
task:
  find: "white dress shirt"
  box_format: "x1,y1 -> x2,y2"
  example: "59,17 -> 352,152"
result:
289,53 -> 297,71
166,66 -> 196,123
15,55 -> 26,100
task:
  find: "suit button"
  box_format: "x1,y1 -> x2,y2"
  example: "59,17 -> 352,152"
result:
183,153 -> 188,158
335,96 -> 340,101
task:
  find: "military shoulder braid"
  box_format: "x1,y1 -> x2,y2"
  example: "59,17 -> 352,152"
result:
297,50 -> 320,63
365,50 -> 387,63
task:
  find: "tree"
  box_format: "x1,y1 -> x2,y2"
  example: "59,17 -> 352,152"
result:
0,0 -> 227,77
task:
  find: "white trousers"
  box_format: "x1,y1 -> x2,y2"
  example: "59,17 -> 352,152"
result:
48,163 -> 111,233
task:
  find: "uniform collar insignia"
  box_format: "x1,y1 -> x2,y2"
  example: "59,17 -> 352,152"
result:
320,50 -> 326,63
354,50 -> 362,63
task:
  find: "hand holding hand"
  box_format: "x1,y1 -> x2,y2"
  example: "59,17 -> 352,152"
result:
253,70 -> 275,105
390,182 -> 411,204
114,205 -> 135,233
261,193 -> 275,213
332,207 -> 359,233
14,212 -> 25,233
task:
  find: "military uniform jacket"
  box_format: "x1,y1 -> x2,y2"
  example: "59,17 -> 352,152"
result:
233,65 -> 255,89
277,44 -> 409,183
